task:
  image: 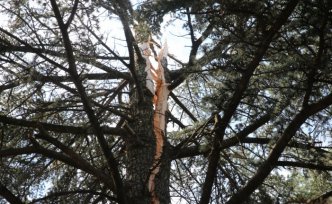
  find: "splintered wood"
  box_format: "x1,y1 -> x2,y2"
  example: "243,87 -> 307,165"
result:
140,41 -> 169,204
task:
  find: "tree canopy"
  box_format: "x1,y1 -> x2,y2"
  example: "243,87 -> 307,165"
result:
0,0 -> 332,203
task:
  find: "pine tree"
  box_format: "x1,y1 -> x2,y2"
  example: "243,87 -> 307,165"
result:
0,0 -> 332,203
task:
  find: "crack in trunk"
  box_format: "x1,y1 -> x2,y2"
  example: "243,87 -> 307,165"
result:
126,41 -> 170,204
147,43 -> 169,204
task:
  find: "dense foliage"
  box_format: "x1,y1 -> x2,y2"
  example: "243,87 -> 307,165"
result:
0,0 -> 332,203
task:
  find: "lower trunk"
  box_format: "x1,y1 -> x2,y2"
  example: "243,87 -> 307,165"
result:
125,91 -> 170,204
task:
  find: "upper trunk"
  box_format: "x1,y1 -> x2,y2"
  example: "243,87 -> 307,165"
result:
124,42 -> 171,204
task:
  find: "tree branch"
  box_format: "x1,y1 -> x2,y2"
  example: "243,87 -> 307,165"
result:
173,113 -> 271,159
170,92 -> 198,122
0,115 -> 126,136
0,28 -> 67,72
0,44 -> 131,79
169,22 -> 215,90
50,1 -> 125,201
302,15 -> 327,107
112,0 -> 143,102
0,182 -> 24,204
64,0 -> 79,29
226,92 -> 332,204
78,18 -> 131,69
199,1 -> 300,203
276,161 -> 332,171
0,145 -> 115,191
167,111 -> 186,129
30,189 -> 116,203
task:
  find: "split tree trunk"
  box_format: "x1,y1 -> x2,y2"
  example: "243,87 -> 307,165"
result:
125,43 -> 171,204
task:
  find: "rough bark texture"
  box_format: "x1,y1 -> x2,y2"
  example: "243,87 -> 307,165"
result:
126,92 -> 155,203
149,43 -> 170,204
154,144 -> 171,204
125,42 -> 170,204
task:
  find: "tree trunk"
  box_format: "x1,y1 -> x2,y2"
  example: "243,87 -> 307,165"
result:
125,43 -> 171,204
125,90 -> 171,204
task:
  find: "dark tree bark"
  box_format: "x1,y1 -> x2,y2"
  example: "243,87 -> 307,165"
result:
125,91 -> 156,203
125,46 -> 171,203
0,183 -> 24,204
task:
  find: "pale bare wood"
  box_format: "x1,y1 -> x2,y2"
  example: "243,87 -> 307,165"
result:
141,42 -> 169,204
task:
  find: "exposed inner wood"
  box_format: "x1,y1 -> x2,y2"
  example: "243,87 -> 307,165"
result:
141,41 -> 169,204
140,42 -> 155,95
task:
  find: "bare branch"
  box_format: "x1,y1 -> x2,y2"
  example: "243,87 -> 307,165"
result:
0,145 -> 115,190
0,182 -> 24,204
0,115 -> 126,136
173,113 -> 271,159
111,0 -> 143,102
277,161 -> 332,171
50,1 -> 125,202
170,92 -> 198,122
199,1 -> 300,203
30,189 -> 116,203
64,0 -> 79,29
169,22 -> 215,90
226,92 -> 332,204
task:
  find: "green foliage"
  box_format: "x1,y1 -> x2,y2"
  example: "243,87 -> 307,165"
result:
287,170 -> 332,202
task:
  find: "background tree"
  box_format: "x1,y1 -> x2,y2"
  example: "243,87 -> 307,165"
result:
0,0 -> 332,203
